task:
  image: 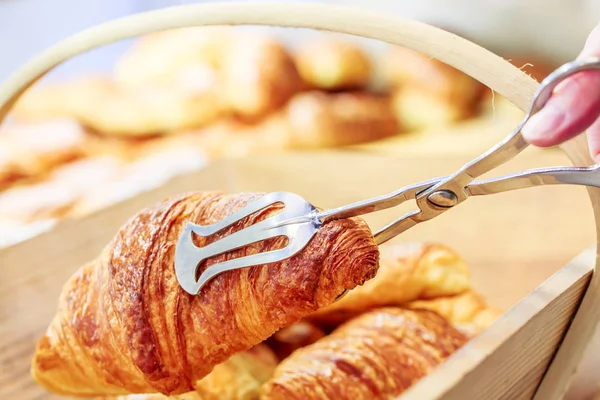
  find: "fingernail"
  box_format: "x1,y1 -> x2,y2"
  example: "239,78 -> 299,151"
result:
521,107 -> 564,145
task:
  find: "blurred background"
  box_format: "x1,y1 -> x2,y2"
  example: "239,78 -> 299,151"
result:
1,0 -> 600,81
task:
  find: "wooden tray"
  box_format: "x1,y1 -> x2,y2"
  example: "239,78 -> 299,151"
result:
1,2 -> 599,399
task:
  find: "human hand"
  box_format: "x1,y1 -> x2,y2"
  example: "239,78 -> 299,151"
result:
521,23 -> 600,161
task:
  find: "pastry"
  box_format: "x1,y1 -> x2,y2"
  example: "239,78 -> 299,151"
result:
105,344 -> 279,400
383,45 -> 484,104
31,191 -> 379,397
407,290 -> 503,337
219,33 -> 303,120
266,321 -> 327,361
116,27 -> 303,121
113,27 -> 231,90
283,91 -> 399,148
293,38 -> 372,90
390,87 -> 478,131
12,76 -> 227,137
260,307 -> 468,400
308,242 -> 471,326
0,118 -> 89,188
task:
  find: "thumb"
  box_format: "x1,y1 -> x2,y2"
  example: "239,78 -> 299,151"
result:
521,24 -> 600,148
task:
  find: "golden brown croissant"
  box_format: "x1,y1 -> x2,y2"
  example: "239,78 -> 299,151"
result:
0,118 -> 89,189
113,27 -> 231,90
260,307 -> 468,400
32,191 -> 379,397
390,87 -> 478,131
407,290 -> 503,337
12,76 -> 227,137
382,45 -> 484,104
282,91 -> 399,148
265,321 -> 327,361
115,27 -> 302,121
219,33 -> 303,120
293,38 -> 372,91
105,344 -> 279,400
308,242 -> 471,326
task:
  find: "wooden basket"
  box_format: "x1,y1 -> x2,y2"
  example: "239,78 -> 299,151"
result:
1,3 -> 599,400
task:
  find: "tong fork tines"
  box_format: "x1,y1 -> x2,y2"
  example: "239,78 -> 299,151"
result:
175,57 -> 600,296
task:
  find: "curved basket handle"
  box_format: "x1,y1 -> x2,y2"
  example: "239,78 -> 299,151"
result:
0,3 -> 597,399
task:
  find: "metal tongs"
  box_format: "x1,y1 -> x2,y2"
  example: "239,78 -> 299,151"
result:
175,57 -> 600,296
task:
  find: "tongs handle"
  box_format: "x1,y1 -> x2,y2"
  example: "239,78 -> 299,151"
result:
467,164 -> 600,196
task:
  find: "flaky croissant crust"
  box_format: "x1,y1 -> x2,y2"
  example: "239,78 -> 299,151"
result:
260,307 -> 468,400
32,191 -> 378,397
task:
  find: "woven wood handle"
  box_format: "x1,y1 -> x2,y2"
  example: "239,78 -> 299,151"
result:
0,2 -> 597,399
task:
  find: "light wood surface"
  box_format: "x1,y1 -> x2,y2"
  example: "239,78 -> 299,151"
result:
0,2 -> 598,399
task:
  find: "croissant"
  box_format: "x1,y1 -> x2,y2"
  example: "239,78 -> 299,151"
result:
0,119 -> 88,189
260,307 -> 468,400
390,87 -> 478,131
308,242 -> 471,326
407,290 -> 503,337
115,26 -> 303,121
282,91 -> 399,148
382,45 -> 484,104
293,38 -> 372,91
105,344 -> 279,400
31,191 -> 379,397
113,26 -> 231,90
12,76 -> 227,137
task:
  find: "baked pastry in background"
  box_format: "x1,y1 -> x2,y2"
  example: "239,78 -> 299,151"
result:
0,156 -> 125,223
283,90 -> 399,148
293,38 -> 372,91
115,27 -> 303,122
105,344 -> 279,400
32,191 -> 379,397
219,33 -> 303,120
161,89 -> 400,158
391,87 -> 478,131
0,118 -> 89,189
308,242 -> 471,326
383,45 -> 484,103
11,76 -> 227,137
113,27 -> 230,90
382,45 -> 485,130
260,307 -> 468,400
407,290 -> 503,337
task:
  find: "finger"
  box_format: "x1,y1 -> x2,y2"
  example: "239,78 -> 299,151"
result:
586,116 -> 600,162
522,22 -> 600,147
521,71 -> 600,147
